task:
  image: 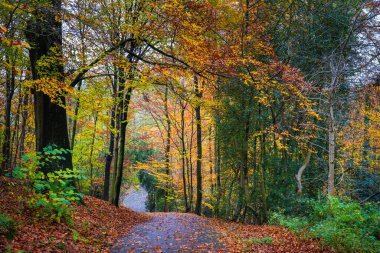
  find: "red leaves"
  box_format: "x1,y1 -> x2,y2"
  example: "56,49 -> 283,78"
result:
1,177 -> 332,253
0,177 -> 149,252
210,218 -> 333,253
153,245 -> 163,252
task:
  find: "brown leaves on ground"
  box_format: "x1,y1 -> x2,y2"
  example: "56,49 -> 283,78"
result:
211,218 -> 334,253
1,176 -> 333,253
0,177 -> 149,252
111,213 -> 227,253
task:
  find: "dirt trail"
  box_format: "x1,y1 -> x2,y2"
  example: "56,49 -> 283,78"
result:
122,186 -> 148,212
111,213 -> 227,253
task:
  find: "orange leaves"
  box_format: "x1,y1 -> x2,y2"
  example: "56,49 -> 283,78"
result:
24,78 -> 73,107
0,26 -> 6,33
211,218 -> 332,253
0,25 -> 31,49
0,177 -> 149,253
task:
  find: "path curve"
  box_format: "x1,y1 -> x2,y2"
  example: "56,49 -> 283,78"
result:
122,186 -> 148,212
111,213 -> 227,253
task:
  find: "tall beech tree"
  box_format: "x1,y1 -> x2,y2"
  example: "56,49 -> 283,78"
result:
26,0 -> 73,173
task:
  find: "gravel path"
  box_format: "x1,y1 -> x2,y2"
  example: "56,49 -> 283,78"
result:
111,213 -> 227,253
122,186 -> 148,212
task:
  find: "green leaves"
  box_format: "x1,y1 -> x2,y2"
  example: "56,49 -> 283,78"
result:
243,237 -> 273,245
11,146 -> 85,223
270,197 -> 380,252
0,214 -> 16,241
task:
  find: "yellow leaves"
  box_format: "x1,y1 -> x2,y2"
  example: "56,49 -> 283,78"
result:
275,138 -> 287,151
35,46 -> 63,78
0,26 -> 7,33
0,25 -> 31,50
0,37 -> 31,50
307,110 -> 320,120
20,41 -> 31,49
25,78 -> 73,107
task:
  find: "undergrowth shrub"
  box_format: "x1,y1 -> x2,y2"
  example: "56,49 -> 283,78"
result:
0,214 -> 16,240
269,196 -> 380,253
13,145 -> 85,223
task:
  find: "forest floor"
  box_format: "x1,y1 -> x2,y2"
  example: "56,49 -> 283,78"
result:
111,212 -> 332,253
0,177 -> 332,252
111,213 -> 227,253
0,177 -> 149,252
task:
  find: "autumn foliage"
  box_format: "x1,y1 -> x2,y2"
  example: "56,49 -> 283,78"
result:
1,0 -> 380,252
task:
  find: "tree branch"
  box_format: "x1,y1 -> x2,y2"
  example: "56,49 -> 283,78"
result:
70,38 -> 134,87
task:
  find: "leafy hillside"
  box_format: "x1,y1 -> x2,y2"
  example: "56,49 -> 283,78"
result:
0,177 -> 149,252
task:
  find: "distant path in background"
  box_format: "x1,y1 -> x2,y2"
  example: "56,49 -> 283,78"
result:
122,186 -> 148,212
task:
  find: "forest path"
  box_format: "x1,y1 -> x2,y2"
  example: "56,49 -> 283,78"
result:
122,186 -> 148,212
110,213 -> 228,253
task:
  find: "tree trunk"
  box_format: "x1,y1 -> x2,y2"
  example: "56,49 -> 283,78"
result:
187,108 -> 195,211
215,122 -> 222,216
11,87 -> 23,172
164,85 -> 171,212
1,59 -> 15,175
110,105 -> 120,202
103,105 -> 116,201
194,76 -> 203,215
111,85 -> 133,207
110,67 -> 122,203
19,92 -> 29,158
295,151 -> 312,194
327,98 -> 336,196
209,125 -> 213,193
234,104 -> 250,221
362,90 -> 370,169
70,82 -> 82,149
26,0 -> 72,173
89,112 -> 98,194
180,102 -> 190,212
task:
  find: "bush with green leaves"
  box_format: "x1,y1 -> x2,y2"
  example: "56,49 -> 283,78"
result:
269,196 -> 380,252
13,146 -> 86,223
0,214 -> 16,240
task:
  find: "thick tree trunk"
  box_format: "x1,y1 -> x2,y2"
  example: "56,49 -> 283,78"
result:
26,0 -> 72,173
111,86 -> 132,207
111,44 -> 137,207
104,68 -> 119,201
194,76 -> 203,215
110,67 -> 122,203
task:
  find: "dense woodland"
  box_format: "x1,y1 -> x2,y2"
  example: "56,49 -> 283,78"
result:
1,0 -> 380,252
